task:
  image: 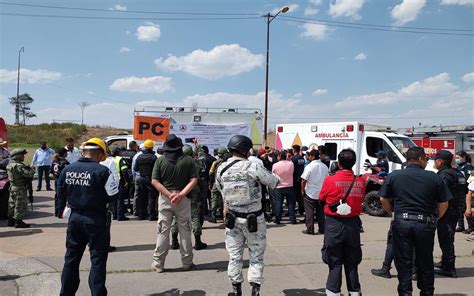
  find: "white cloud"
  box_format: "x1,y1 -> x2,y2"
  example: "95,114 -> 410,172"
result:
335,72 -> 459,108
304,7 -> 319,15
119,47 -> 131,53
155,44 -> 263,80
461,72 -> 474,83
354,52 -> 367,60
312,89 -> 328,96
391,0 -> 426,25
111,4 -> 127,11
0,68 -> 62,84
309,0 -> 322,5
300,23 -> 330,40
292,92 -> 303,98
329,0 -> 365,19
109,76 -> 173,94
440,0 -> 474,5
272,4 -> 299,14
136,22 -> 161,42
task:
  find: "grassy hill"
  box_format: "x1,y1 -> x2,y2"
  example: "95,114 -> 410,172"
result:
7,123 -> 131,164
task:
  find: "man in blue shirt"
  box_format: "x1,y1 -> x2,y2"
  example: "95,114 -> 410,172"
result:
31,141 -> 55,191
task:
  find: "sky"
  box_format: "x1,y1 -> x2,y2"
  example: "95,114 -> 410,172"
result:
0,0 -> 473,130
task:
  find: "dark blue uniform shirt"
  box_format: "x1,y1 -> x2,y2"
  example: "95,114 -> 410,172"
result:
57,157 -> 118,216
379,163 -> 452,216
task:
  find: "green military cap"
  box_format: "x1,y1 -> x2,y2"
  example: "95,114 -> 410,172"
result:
10,148 -> 28,159
182,144 -> 193,156
217,147 -> 228,156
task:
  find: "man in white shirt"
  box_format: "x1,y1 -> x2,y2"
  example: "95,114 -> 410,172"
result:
301,150 -> 329,235
65,138 -> 82,164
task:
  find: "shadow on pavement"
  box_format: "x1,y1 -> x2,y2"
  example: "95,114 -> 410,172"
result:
434,294 -> 468,296
33,222 -> 67,228
0,274 -> 21,281
202,224 -> 225,230
0,229 -> 43,237
147,288 -> 206,296
115,244 -> 156,252
30,195 -> 54,203
26,211 -> 54,219
205,242 -> 225,250
451,267 -> 474,278
266,223 -> 287,229
283,288 -> 326,295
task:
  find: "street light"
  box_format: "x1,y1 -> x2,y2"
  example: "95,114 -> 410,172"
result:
263,6 -> 289,144
16,47 -> 25,125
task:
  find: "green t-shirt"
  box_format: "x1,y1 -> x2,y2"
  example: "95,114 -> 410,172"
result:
152,155 -> 197,191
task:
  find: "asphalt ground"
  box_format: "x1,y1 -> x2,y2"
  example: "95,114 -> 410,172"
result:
0,182 -> 473,296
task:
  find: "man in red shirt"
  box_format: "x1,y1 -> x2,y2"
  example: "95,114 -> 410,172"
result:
319,149 -> 365,296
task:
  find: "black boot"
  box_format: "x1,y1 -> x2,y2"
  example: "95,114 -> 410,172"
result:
228,283 -> 242,296
250,282 -> 261,296
209,210 -> 217,223
194,234 -> 207,250
15,220 -> 30,228
455,225 -> 465,232
7,217 -> 16,227
371,263 -> 391,279
171,232 -> 179,250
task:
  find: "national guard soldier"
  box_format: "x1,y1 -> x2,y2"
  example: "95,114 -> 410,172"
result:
6,149 -> 35,228
170,144 -> 208,251
216,135 -> 279,296
56,138 -> 118,296
208,147 -> 227,223
380,147 -> 451,296
434,150 -> 467,278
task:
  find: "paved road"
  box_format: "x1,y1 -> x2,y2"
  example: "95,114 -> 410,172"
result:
1,185 -> 473,296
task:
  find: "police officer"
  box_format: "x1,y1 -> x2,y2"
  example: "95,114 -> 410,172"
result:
120,141 -> 138,215
380,147 -> 451,296
112,147 -> 130,221
434,150 -> 466,278
56,138 -> 118,296
216,135 -> 279,296
134,139 -> 158,220
6,149 -> 35,228
375,150 -> 389,174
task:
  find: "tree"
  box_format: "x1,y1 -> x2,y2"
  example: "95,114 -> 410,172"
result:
78,101 -> 90,125
9,93 -> 36,125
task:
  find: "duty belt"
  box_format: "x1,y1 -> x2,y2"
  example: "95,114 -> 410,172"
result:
229,209 -> 263,219
394,213 -> 435,224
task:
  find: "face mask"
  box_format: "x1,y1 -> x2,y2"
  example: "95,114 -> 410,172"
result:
455,159 -> 462,165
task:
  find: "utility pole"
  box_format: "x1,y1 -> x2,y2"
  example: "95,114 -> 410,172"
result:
263,7 -> 289,143
16,47 -> 25,125
79,101 -> 90,125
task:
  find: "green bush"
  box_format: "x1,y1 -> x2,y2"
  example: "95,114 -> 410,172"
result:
8,123 -> 88,150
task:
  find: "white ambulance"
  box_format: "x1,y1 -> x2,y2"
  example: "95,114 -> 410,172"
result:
275,122 -> 417,175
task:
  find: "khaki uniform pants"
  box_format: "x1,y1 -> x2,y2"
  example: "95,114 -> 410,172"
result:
153,193 -> 193,268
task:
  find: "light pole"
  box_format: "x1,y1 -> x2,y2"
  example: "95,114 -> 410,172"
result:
263,6 -> 289,144
16,47 -> 25,125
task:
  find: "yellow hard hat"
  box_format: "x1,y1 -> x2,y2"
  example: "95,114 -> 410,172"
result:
144,139 -> 155,149
83,137 -> 107,161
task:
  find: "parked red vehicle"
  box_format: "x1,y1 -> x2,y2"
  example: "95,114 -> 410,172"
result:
361,159 -> 388,217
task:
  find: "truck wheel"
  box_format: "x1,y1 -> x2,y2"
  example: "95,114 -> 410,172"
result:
363,190 -> 388,217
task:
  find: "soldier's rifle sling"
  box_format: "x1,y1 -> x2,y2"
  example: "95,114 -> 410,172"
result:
218,160 -> 242,179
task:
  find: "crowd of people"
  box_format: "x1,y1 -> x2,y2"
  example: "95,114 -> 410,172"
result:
2,135 -> 473,296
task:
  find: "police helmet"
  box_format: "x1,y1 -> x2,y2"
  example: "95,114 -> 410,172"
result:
227,135 -> 253,155
376,150 -> 386,157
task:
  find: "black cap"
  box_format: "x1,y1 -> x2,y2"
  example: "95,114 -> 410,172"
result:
163,134 -> 183,152
435,150 -> 453,162
307,149 -> 320,159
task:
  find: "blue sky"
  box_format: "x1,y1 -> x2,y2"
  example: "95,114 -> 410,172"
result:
0,0 -> 473,129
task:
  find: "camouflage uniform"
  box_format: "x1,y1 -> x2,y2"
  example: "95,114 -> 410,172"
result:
7,149 -> 35,221
216,156 -> 279,286
209,158 -> 224,218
